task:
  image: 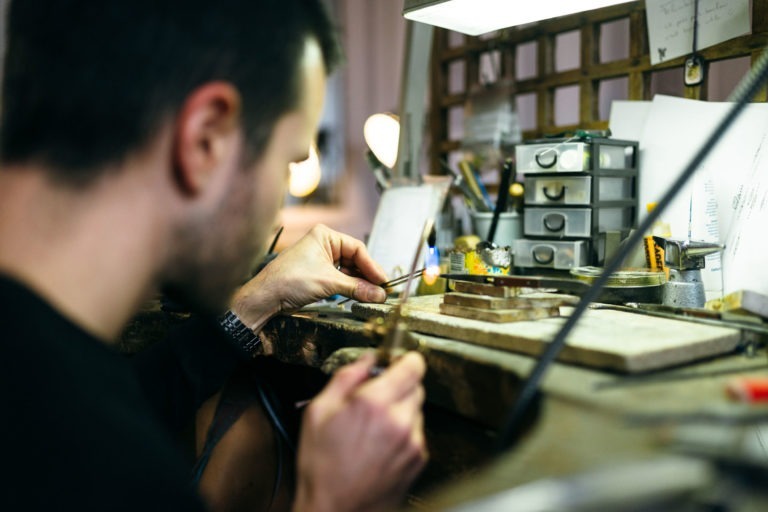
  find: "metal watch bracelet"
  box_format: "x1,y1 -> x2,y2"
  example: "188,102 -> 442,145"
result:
218,310 -> 262,355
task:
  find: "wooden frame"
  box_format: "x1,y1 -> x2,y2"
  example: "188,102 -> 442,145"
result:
428,0 -> 768,175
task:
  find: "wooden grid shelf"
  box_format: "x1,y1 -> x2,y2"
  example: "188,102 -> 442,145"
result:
428,0 -> 768,175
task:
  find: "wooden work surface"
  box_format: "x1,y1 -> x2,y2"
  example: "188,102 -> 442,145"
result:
351,294 -> 742,374
258,307 -> 768,509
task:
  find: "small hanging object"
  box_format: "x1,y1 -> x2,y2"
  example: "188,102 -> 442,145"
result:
685,54 -> 705,86
684,0 -> 705,87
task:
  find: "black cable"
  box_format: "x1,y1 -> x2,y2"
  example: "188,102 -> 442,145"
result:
191,372 -> 297,510
496,46 -> 768,451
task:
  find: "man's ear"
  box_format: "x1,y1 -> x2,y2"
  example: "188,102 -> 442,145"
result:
172,82 -> 241,196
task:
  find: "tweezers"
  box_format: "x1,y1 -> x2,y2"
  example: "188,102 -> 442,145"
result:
338,268 -> 425,305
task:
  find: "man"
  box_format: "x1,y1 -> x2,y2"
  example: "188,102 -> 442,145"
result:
0,0 -> 427,510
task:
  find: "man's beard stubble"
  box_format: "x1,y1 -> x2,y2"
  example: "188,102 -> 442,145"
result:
161,173 -> 263,316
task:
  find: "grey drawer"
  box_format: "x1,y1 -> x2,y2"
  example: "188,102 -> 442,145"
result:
524,207 -> 635,237
516,141 -> 634,173
524,176 -> 634,205
525,208 -> 591,237
514,239 -> 588,269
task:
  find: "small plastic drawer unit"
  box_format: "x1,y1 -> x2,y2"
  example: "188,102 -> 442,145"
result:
514,135 -> 639,269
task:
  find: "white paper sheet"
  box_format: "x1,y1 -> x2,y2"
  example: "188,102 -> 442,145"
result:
366,177 -> 451,291
635,95 -> 768,298
608,100 -> 652,141
645,0 -> 750,65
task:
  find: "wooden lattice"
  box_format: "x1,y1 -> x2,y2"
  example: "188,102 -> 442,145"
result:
428,0 -> 768,175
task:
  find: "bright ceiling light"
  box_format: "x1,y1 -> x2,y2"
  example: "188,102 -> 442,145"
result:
403,0 -> 635,36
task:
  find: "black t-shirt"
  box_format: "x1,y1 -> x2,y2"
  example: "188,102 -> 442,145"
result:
0,275 -> 244,510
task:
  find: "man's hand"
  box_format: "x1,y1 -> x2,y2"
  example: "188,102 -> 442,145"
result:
230,225 -> 388,344
293,351 -> 428,512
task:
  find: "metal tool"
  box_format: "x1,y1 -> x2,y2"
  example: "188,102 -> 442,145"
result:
458,160 -> 492,212
440,159 -> 490,212
653,237 -> 723,308
371,218 -> 434,373
337,268 -> 425,306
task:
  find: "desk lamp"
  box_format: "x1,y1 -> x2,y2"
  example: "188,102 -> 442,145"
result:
401,0 -> 768,453
364,113 -> 400,190
364,112 -> 400,169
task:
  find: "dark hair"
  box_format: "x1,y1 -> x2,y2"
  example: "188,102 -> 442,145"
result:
0,0 -> 342,185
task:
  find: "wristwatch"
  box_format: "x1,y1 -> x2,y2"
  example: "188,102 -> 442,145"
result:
218,310 -> 262,355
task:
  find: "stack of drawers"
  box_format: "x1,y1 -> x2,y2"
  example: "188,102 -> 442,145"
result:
512,136 -> 639,271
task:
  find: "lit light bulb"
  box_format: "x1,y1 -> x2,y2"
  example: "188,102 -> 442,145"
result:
289,144 -> 321,198
364,113 -> 399,169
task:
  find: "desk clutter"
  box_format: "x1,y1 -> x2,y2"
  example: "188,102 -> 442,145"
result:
447,131 -> 639,275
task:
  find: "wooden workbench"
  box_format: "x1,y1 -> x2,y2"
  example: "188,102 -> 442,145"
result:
121,298 -> 768,508
258,302 -> 768,509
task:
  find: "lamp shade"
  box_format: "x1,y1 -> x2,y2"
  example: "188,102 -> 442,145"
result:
403,0 -> 635,36
364,113 -> 400,169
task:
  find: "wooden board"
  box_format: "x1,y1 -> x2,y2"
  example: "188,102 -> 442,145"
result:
439,302 -> 560,323
443,291 -> 578,310
352,294 -> 742,373
453,280 -> 521,297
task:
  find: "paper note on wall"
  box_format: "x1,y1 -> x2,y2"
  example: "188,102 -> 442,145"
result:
645,0 -> 750,65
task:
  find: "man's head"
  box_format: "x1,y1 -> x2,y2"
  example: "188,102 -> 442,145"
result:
0,0 -> 341,314
0,0 -> 341,183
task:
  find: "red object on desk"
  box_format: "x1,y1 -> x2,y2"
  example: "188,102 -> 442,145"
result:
726,377 -> 768,403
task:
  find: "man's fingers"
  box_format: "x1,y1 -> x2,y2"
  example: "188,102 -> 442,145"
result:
331,231 -> 387,284
314,351 -> 376,406
351,278 -> 387,303
373,389 -> 428,481
360,352 -> 426,403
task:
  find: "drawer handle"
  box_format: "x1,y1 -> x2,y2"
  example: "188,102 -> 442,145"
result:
535,150 -> 557,169
532,245 -> 555,265
543,213 -> 566,232
543,185 -> 566,201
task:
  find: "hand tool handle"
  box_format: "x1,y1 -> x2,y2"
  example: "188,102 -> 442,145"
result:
487,158 -> 514,243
